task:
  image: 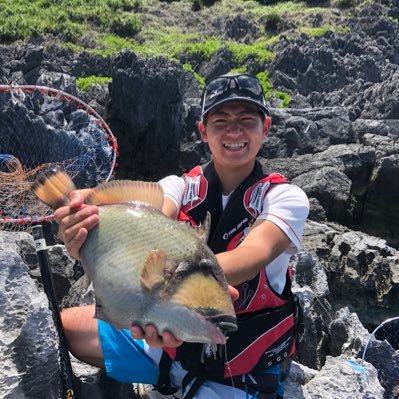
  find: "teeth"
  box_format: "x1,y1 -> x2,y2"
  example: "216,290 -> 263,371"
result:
223,143 -> 246,149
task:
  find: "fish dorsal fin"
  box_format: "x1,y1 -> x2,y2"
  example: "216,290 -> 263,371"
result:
193,211 -> 211,243
86,180 -> 164,209
140,250 -> 167,291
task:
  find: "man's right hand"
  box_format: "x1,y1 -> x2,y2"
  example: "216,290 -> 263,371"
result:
54,189 -> 99,260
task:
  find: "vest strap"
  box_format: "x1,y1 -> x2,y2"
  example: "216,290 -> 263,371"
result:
153,351 -> 179,396
182,371 -> 206,399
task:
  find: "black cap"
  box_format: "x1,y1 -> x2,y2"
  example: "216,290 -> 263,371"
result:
200,73 -> 270,119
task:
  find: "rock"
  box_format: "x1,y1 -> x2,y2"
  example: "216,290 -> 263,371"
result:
106,50 -> 201,180
305,355 -> 385,398
0,233 -> 61,398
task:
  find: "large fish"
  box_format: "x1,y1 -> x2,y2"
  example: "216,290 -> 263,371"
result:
33,170 -> 237,344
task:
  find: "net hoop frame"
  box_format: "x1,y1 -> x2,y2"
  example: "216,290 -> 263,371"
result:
361,315 -> 399,365
0,84 -> 118,225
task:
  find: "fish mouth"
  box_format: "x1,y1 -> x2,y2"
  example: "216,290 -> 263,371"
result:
206,314 -> 238,334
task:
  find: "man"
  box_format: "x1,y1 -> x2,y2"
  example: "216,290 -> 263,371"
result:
56,73 -> 309,398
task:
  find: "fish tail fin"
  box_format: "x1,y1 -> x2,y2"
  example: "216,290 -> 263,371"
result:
32,168 -> 76,209
86,180 -> 164,209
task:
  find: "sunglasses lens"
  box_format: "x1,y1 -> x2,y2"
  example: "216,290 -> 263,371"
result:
201,74 -> 268,116
203,78 -> 230,107
236,75 -> 263,95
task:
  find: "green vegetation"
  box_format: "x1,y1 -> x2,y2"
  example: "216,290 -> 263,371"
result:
227,40 -> 275,64
109,14 -> 143,37
76,76 -> 112,92
173,37 -> 222,60
333,0 -> 359,8
0,0 -> 143,43
256,71 -> 291,108
388,16 -> 399,25
0,0 -> 354,110
274,90 -> 292,108
300,24 -> 350,37
182,63 -> 206,89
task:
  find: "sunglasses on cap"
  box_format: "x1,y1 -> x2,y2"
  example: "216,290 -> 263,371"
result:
200,74 -> 270,118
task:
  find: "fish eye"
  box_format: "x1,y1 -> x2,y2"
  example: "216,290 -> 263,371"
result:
199,259 -> 214,270
199,259 -> 221,280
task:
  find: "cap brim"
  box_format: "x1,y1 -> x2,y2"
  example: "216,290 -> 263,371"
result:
201,96 -> 271,118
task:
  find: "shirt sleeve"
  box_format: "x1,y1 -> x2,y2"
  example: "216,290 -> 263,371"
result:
158,175 -> 185,211
257,183 -> 309,254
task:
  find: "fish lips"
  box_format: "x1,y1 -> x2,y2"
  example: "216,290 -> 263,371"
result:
206,314 -> 238,334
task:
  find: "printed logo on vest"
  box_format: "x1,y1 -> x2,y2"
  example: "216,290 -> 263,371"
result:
244,181 -> 271,217
222,217 -> 249,241
182,174 -> 207,210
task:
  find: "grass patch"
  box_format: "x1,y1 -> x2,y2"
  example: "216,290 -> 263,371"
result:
227,40 -> 275,64
76,75 -> 112,91
183,63 -> 206,89
0,0 -> 143,43
274,90 -> 292,108
256,71 -> 291,108
388,16 -> 399,25
300,24 -> 350,37
173,37 -> 222,60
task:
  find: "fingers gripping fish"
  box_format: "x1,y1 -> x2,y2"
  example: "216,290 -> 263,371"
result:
33,169 -> 237,344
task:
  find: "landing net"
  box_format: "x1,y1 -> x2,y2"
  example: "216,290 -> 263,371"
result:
0,85 -> 118,230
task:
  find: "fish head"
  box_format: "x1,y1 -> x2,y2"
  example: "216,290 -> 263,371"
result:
167,257 -> 237,338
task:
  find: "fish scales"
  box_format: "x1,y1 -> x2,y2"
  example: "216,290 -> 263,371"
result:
82,205 -> 205,286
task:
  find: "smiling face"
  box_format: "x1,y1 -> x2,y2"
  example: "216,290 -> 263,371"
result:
198,101 -> 271,174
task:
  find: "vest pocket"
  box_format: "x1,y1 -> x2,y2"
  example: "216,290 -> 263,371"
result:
223,300 -> 296,377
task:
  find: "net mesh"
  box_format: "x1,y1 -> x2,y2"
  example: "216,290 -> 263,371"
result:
362,316 -> 399,398
0,85 -> 118,229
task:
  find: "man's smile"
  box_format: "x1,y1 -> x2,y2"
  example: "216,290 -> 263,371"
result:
223,142 -> 247,150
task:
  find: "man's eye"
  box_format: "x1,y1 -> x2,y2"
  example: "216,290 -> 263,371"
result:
241,117 -> 257,124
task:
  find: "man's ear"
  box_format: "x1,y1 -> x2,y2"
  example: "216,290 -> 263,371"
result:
263,116 -> 272,138
198,120 -> 208,142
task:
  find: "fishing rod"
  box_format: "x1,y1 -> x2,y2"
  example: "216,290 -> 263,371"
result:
32,224 -> 77,399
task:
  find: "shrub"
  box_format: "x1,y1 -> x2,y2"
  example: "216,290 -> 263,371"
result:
109,14 -> 143,37
182,64 -> 206,89
76,76 -> 112,92
191,0 -> 203,10
274,91 -> 292,108
107,0 -> 142,12
262,12 -> 284,33
53,22 -> 85,43
333,0 -> 358,8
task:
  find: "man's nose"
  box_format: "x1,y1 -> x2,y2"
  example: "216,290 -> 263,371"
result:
227,121 -> 242,132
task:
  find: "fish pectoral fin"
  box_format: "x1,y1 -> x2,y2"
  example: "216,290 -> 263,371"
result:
140,249 -> 166,291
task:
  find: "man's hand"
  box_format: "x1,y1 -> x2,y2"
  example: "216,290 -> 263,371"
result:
54,189 -> 99,260
130,285 -> 239,348
130,325 -> 183,348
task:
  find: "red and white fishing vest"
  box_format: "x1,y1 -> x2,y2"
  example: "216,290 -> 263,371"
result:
157,161 -> 301,396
